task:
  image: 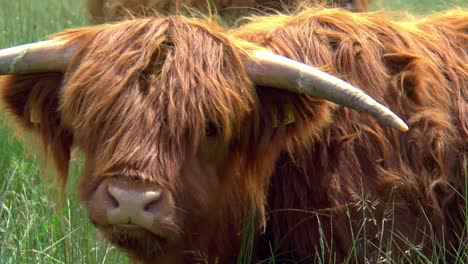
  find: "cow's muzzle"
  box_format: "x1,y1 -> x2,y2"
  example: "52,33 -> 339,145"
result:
87,178 -> 177,237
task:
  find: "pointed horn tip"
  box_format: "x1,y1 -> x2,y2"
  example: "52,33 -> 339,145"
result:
380,111 -> 408,132
385,114 -> 408,132
396,120 -> 409,132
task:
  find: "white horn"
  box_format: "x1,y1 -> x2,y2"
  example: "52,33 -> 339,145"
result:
0,40 -> 75,75
244,50 -> 408,132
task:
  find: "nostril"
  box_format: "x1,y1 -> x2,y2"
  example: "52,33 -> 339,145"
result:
143,198 -> 161,212
106,188 -> 120,209
142,190 -> 163,212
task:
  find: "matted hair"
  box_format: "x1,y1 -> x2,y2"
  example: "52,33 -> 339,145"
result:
233,8 -> 467,259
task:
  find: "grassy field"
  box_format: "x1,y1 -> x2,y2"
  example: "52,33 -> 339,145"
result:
372,0 -> 467,13
0,0 -> 466,263
0,1 -> 130,263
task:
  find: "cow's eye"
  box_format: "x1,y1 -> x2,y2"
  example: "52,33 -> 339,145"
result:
205,122 -> 219,137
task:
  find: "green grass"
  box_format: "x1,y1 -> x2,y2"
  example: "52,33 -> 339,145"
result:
371,0 -> 467,13
0,0 -> 466,263
0,1 -> 130,263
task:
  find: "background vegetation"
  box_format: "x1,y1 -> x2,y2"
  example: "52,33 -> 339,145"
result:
0,0 -> 466,263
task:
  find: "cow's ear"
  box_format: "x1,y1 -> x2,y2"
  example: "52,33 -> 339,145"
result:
255,87 -> 334,144
0,73 -> 73,181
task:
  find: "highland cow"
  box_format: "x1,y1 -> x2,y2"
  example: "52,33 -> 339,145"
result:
87,0 -> 371,23
0,7 -> 467,263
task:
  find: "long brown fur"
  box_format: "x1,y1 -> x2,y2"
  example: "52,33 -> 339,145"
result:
87,0 -> 371,23
233,8 -> 468,262
1,7 -> 466,263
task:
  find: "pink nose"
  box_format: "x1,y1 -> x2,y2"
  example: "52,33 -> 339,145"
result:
88,179 -> 174,233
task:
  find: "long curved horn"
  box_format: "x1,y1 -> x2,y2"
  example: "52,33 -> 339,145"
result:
0,40 -> 74,75
244,50 -> 409,132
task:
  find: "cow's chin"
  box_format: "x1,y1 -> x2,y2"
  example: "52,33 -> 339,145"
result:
97,224 -> 182,260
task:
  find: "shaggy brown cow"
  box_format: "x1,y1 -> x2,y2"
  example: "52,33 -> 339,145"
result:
88,0 -> 371,23
0,8 -> 466,263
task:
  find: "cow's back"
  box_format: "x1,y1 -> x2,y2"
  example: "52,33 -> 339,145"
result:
234,9 -> 468,262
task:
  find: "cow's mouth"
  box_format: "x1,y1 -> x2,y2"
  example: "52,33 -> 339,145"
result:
98,223 -> 171,242
97,224 -> 176,256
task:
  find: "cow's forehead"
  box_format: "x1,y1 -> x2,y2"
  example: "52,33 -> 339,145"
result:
60,17 -> 256,153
